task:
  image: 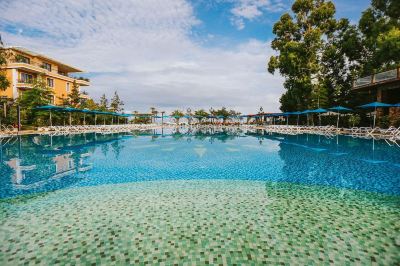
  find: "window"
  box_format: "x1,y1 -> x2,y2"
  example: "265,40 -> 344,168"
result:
15,55 -> 30,64
42,62 -> 52,71
49,95 -> 55,104
20,73 -> 33,83
66,83 -> 70,92
47,78 -> 54,88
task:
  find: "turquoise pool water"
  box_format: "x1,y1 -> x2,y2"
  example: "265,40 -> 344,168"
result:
0,128 -> 399,264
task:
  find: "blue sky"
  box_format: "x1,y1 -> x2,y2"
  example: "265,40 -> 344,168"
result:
0,0 -> 370,113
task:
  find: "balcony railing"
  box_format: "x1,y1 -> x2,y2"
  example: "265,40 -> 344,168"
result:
353,67 -> 400,89
17,79 -> 34,84
11,59 -> 71,78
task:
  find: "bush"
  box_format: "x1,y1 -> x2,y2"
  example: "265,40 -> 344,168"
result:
378,115 -> 390,128
348,114 -> 361,127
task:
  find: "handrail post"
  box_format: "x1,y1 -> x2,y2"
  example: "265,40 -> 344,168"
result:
17,105 -> 21,131
397,66 -> 400,79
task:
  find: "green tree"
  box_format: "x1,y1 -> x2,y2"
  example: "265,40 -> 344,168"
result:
268,0 -> 338,111
99,94 -> 108,111
215,107 -> 230,122
0,43 -> 10,92
81,98 -> 99,110
320,19 -> 363,106
194,109 -> 209,123
18,75 -> 53,125
171,110 -> 184,125
0,41 -> 11,121
358,0 -> 400,74
110,91 -> 124,112
68,81 -> 81,107
150,107 -> 158,123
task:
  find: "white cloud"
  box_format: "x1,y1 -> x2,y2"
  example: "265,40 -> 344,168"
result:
229,0 -> 286,30
0,0 -> 284,114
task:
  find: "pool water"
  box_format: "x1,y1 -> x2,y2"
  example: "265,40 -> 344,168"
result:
0,128 -> 399,264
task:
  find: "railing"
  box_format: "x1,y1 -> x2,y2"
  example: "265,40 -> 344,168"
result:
11,60 -> 71,78
17,79 -> 34,84
353,67 -> 400,88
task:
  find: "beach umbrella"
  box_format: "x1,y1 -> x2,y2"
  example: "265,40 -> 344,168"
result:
308,108 -> 328,113
34,105 -> 64,127
282,112 -> 289,125
78,109 -> 91,125
300,110 -> 312,126
308,108 -> 327,126
62,107 -> 79,126
292,111 -> 302,126
329,106 -> 352,128
358,102 -> 392,128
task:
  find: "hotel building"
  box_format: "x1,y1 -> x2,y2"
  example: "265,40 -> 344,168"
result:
0,47 -> 90,105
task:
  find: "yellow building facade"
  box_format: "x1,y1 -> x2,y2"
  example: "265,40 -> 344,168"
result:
1,47 -> 90,105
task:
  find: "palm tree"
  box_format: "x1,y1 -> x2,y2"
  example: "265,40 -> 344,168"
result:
171,110 -> 184,125
150,107 -> 157,123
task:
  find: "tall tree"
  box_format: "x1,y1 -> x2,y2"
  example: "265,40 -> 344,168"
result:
99,94 -> 108,111
81,98 -> 99,110
0,42 -> 10,92
358,0 -> 400,74
268,0 -> 338,111
171,110 -> 184,125
18,75 -> 53,125
110,91 -> 124,112
194,109 -> 209,123
0,40 -> 11,119
320,19 -> 363,106
215,107 -> 230,122
68,81 -> 81,107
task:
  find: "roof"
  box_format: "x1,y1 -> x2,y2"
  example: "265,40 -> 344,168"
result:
7,46 -> 84,73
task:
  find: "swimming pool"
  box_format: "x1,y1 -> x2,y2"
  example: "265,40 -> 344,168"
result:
1,128 -> 399,264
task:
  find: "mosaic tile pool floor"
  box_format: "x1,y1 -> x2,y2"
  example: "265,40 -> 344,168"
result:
1,180 -> 399,265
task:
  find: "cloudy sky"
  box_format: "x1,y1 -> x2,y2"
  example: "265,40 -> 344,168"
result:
0,0 -> 369,114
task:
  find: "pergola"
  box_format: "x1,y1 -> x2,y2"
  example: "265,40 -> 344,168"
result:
34,105 -> 132,126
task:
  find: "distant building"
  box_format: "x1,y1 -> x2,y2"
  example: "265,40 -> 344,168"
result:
353,67 -> 400,123
0,47 -> 90,105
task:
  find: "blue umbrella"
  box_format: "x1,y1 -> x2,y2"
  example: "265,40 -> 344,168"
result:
329,106 -> 352,112
282,112 -> 293,125
308,108 -> 328,113
34,105 -> 65,126
358,102 -> 392,108
329,106 -> 353,128
62,107 -> 79,126
291,111 -> 302,126
34,105 -> 64,111
359,102 -> 392,128
310,108 -> 327,126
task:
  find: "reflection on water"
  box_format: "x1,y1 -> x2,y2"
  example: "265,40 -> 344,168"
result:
0,127 -> 399,198
0,133 -> 130,198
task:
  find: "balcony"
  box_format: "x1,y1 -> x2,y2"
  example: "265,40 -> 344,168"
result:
16,79 -> 34,89
353,67 -> 400,90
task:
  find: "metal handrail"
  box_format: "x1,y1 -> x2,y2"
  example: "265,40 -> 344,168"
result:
354,67 -> 400,88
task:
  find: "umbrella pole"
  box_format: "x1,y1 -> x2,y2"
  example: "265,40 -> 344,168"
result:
69,113 -> 72,126
95,114 -> 97,126
84,114 -> 86,125
297,115 -> 299,126
337,112 -> 339,128
373,106 -> 376,128
50,110 -> 52,127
